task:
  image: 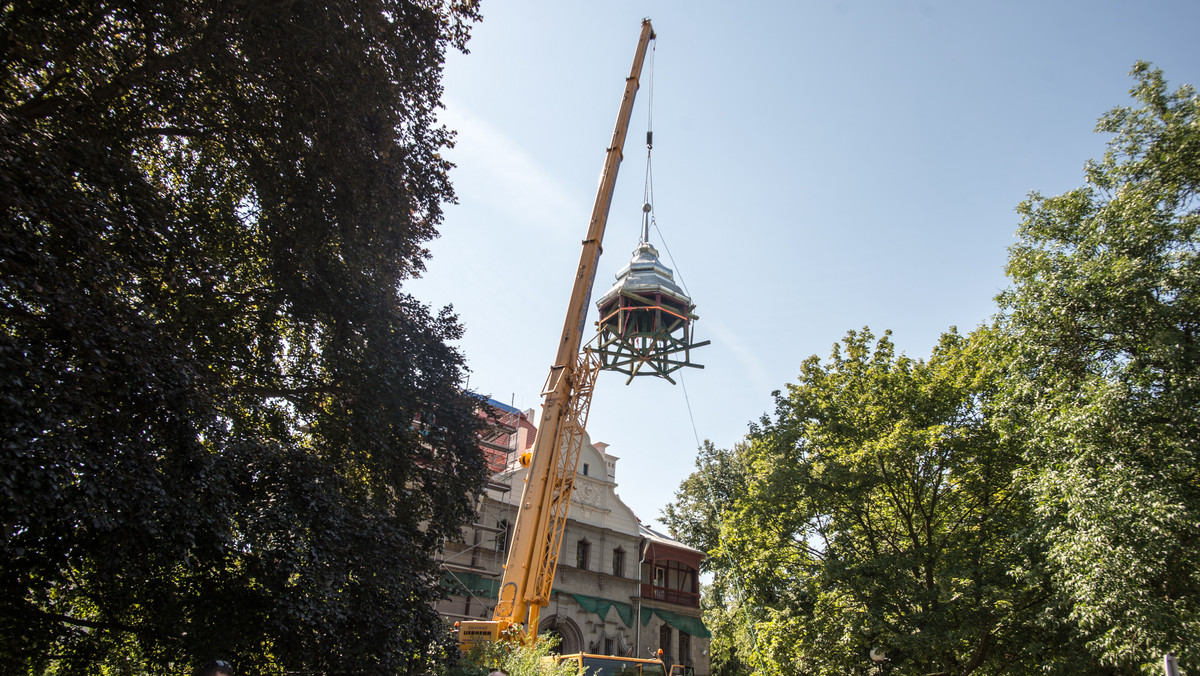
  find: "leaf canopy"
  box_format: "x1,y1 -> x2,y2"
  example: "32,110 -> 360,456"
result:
1000,62 -> 1200,672
670,330 -> 1067,676
0,1 -> 484,673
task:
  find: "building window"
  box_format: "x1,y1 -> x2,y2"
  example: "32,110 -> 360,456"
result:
651,560 -> 697,592
659,624 -> 673,663
582,463 -> 589,476
612,548 -> 625,578
604,637 -> 615,655
678,565 -> 696,593
577,539 -> 590,570
679,632 -> 691,665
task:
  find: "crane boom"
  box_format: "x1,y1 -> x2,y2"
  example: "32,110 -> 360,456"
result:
458,19 -> 656,647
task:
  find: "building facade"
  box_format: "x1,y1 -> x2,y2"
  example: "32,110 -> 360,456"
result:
437,399 -> 710,674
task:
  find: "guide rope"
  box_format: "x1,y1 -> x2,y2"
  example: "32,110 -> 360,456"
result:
678,371 -> 768,674
638,35 -> 767,671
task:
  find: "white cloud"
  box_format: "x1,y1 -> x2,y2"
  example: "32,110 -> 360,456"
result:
702,319 -> 774,399
440,102 -> 584,236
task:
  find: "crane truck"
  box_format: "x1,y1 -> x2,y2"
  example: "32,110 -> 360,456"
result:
456,21 -> 697,676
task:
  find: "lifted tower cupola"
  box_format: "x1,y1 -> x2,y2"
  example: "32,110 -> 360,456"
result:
593,203 -> 708,383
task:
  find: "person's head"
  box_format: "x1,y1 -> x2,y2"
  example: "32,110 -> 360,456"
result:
195,659 -> 235,676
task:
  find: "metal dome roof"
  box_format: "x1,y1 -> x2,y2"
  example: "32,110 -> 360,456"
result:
596,240 -> 691,310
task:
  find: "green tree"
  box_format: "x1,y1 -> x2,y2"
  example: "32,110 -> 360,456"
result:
665,442 -> 759,676
0,1 -> 483,673
670,329 -> 1067,676
448,634 -> 578,676
999,62 -> 1200,671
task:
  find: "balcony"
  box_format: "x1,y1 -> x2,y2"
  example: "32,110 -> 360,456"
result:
641,583 -> 699,607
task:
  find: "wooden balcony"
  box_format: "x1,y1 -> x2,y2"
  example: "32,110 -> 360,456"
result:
641,583 -> 699,607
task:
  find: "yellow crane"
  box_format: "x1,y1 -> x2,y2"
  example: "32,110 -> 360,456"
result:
459,21 -> 705,665
458,18 -> 655,648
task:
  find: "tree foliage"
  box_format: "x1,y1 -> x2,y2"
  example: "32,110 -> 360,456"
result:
670,329 -> 1066,676
666,63 -> 1200,676
447,634 -> 578,676
999,62 -> 1200,671
664,443 -> 758,676
0,1 -> 483,673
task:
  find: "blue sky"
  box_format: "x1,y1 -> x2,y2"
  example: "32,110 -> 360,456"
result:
406,1 -> 1200,529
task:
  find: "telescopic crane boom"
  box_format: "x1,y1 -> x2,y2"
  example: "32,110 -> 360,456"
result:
458,18 -> 656,647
